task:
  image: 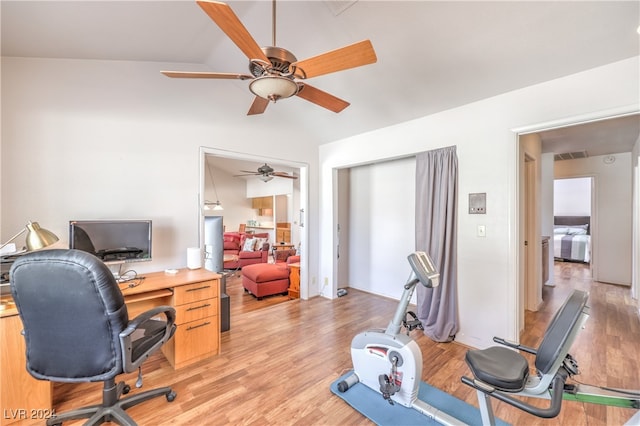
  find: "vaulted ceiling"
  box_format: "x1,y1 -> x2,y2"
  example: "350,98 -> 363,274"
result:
2,0 -> 639,155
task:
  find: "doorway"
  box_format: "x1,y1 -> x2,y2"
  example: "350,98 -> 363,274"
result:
553,176 -> 594,278
515,110 -> 639,337
198,147 -> 309,299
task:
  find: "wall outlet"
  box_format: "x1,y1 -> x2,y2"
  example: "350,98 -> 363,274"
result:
320,277 -> 328,297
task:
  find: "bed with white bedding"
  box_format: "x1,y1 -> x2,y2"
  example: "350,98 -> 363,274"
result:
553,216 -> 591,263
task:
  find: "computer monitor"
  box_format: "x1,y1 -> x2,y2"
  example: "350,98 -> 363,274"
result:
69,220 -> 152,265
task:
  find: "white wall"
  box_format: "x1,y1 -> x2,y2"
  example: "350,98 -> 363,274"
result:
246,178 -> 293,198
554,177 -> 591,216
347,157 -> 416,302
1,57 -> 319,280
319,56 -> 639,349
203,167 -> 253,233
555,153 -> 632,285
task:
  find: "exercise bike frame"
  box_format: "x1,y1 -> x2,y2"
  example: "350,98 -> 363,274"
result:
462,300 -> 640,425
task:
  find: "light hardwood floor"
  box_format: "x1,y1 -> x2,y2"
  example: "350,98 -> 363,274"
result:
28,263 -> 640,425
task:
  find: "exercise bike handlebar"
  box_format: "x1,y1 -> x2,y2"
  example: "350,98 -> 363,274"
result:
386,276 -> 420,336
492,337 -> 537,355
461,368 -> 569,419
385,252 -> 440,336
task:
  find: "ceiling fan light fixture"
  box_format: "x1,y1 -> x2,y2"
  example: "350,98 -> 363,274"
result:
249,75 -> 299,102
260,175 -> 274,182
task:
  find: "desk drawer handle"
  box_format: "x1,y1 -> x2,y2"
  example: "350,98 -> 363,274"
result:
186,321 -> 211,331
186,303 -> 211,311
186,285 -> 210,292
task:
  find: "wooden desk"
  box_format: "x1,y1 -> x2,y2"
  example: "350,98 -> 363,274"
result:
0,268 -> 220,425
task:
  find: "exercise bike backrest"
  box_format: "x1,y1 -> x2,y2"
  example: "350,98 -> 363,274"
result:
407,251 -> 439,289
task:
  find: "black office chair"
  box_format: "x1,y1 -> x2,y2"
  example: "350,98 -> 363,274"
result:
10,249 -> 177,426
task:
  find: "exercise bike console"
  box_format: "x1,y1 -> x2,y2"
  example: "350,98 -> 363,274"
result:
407,251 -> 439,289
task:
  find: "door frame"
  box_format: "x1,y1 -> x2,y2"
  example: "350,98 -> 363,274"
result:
512,105 -> 639,336
198,147 -> 310,299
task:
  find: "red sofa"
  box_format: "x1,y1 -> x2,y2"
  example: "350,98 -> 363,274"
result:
223,232 -> 270,269
273,248 -> 297,264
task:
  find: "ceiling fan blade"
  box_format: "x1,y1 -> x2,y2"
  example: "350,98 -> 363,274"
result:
233,173 -> 260,177
197,1 -> 270,63
296,84 -> 350,113
291,40 -> 377,79
272,172 -> 298,180
161,70 -> 252,80
247,96 -> 269,115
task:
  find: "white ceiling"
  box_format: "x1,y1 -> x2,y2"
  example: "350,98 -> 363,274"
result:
2,0 -> 639,157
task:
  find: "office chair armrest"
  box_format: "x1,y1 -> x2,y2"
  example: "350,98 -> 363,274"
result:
122,306 -> 176,336
119,306 -> 176,373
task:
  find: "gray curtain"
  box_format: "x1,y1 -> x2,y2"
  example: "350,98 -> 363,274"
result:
415,146 -> 459,342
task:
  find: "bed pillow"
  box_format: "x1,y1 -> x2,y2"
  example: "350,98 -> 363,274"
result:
554,226 -> 569,235
566,225 -> 588,235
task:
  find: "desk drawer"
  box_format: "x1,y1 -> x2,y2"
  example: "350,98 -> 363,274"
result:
175,299 -> 218,325
173,280 -> 218,305
173,317 -> 218,365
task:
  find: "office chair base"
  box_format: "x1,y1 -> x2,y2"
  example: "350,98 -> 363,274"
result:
46,382 -> 176,426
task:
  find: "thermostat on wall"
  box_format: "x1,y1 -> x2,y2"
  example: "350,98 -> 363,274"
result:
469,193 -> 486,214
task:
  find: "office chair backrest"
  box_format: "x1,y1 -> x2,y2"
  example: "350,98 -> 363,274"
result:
10,249 -> 129,383
534,289 -> 589,374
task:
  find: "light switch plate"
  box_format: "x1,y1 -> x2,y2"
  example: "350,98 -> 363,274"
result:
469,193 -> 486,214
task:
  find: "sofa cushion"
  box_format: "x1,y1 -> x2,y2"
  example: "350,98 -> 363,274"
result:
223,241 -> 239,251
224,232 -> 241,242
239,250 -> 263,260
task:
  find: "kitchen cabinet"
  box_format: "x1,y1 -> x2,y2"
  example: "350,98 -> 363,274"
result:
252,196 -> 273,210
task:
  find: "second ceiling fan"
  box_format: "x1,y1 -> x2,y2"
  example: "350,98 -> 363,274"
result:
161,0 -> 377,115
234,163 -> 297,182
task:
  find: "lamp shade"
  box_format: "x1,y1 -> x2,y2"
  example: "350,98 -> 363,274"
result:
25,221 -> 59,250
204,201 -> 224,211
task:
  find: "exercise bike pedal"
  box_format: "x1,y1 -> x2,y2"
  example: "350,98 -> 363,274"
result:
402,311 -> 424,335
378,374 -> 398,405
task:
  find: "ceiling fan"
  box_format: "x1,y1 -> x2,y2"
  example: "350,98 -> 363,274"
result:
234,163 -> 297,182
161,0 -> 377,115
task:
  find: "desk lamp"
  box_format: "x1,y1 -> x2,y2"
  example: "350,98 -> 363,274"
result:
0,221 -> 59,252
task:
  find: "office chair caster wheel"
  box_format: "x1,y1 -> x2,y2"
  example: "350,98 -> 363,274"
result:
166,390 -> 177,402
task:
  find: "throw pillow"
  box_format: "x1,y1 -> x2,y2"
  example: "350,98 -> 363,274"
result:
242,238 -> 256,252
253,238 -> 267,251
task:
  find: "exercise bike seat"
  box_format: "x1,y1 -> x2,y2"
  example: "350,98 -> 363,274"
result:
465,290 -> 589,394
465,346 -> 529,392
